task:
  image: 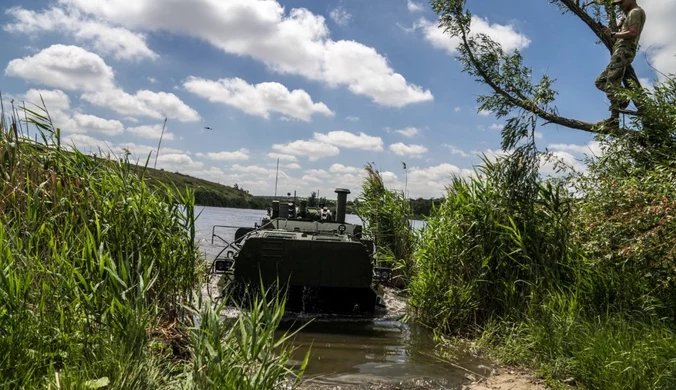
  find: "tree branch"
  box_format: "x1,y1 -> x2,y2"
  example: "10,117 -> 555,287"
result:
557,0 -> 642,90
456,16 -> 625,136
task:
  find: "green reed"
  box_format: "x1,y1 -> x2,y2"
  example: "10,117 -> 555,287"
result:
0,98 -> 305,389
354,163 -> 417,286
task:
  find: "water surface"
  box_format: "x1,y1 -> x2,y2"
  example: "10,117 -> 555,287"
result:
194,206 -> 489,389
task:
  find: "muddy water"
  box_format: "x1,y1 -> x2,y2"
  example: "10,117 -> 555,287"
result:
195,206 -> 492,389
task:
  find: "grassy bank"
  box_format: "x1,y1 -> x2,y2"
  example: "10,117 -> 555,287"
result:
132,164 -> 270,210
360,79 -> 676,388
0,103 -> 306,388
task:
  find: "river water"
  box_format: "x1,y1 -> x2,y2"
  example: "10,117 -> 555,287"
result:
194,206 -> 492,390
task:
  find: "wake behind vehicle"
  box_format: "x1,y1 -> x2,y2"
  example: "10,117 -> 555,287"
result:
211,188 -> 391,315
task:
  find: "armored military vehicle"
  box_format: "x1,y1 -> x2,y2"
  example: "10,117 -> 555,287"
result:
212,188 -> 391,314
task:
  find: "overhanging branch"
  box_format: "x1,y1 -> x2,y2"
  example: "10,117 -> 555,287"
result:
456,17 -> 626,136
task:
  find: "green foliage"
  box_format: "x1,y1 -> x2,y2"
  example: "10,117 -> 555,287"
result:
0,101 -> 305,389
408,3 -> 676,385
408,152 -> 576,334
476,300 -> 676,390
138,167 -> 268,210
405,64 -> 676,387
185,287 -> 309,390
354,163 -> 416,285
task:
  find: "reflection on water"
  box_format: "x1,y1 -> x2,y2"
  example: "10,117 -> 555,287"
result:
277,318 -> 481,388
194,206 -> 486,389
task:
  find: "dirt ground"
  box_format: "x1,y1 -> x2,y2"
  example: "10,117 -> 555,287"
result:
463,369 -> 551,390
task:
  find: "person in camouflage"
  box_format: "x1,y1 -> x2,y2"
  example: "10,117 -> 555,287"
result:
595,0 -> 646,126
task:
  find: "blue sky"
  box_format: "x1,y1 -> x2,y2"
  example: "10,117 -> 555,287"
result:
1,0 -> 673,199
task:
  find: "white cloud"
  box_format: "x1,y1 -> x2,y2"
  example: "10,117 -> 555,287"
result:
478,109 -> 492,116
4,6 -> 158,61
61,133 -> 113,153
454,107 -> 462,112
329,163 -> 361,174
313,130 -> 384,151
407,163 -> 473,197
639,2 -> 676,79
394,127 -> 420,138
71,113 -> 124,136
267,153 -> 297,162
489,123 -> 504,130
407,0 -> 424,12
5,44 -> 115,91
23,89 -> 71,111
389,142 -> 428,158
127,124 -> 174,140
183,76 -> 333,121
6,45 -> 200,122
547,141 -> 602,157
329,7 -> 351,26
285,163 -> 301,170
118,142 -> 188,158
20,88 -> 127,137
442,143 -> 469,157
59,134 -> 192,171
413,16 -> 530,54
534,131 -> 543,140
345,116 -> 359,122
82,88 -> 200,122
57,0 -> 433,107
148,77 -> 158,84
198,148 -> 250,161
272,140 -> 340,161
156,153 -> 204,170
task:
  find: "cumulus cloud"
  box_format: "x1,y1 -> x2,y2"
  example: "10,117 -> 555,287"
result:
329,163 -> 362,174
19,88 -> 129,137
389,142 -> 428,158
198,149 -> 251,161
71,114 -> 124,136
4,6 -> 158,61
127,124 -> 174,140
639,2 -> 676,79
6,45 -> 200,122
413,16 -> 530,54
267,153 -> 297,162
156,153 -> 204,169
56,0 -> 433,107
60,134 -> 195,171
272,140 -> 340,161
82,88 -> 200,122
5,45 -> 115,91
547,141 -> 602,158
183,77 -> 333,121
23,88 -> 71,111
313,130 -> 384,151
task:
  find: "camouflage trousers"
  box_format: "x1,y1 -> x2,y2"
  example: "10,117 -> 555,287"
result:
595,46 -> 636,111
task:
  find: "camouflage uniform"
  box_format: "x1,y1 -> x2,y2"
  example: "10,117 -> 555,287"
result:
594,6 -> 646,113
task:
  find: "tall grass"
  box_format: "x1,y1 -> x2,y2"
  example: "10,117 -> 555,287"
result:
354,163 -> 416,286
408,154 -> 577,334
0,99 -> 306,389
405,78 -> 676,388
